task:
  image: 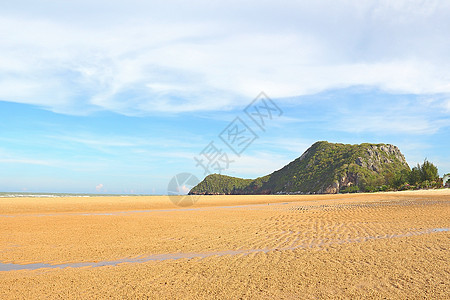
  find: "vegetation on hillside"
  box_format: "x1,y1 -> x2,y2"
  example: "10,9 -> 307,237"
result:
263,141 -> 410,194
188,174 -> 254,195
190,141 -> 442,195
391,159 -> 440,190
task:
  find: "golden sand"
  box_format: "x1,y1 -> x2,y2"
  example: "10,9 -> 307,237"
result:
0,190 -> 449,299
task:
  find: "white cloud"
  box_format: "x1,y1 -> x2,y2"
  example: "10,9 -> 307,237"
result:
0,158 -> 53,166
443,99 -> 450,112
176,184 -> 191,195
277,90 -> 450,135
337,114 -> 439,135
95,183 -> 104,192
52,136 -> 138,148
256,137 -> 314,155
224,152 -> 293,178
1,1 -> 450,114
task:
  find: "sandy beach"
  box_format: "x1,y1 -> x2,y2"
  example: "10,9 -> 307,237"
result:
0,190 -> 449,299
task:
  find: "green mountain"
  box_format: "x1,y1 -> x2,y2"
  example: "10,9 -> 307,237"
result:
189,141 -> 411,195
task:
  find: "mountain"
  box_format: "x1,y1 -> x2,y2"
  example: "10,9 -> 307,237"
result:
189,141 -> 410,195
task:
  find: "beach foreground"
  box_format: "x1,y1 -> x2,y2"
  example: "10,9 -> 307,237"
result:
0,190 -> 449,299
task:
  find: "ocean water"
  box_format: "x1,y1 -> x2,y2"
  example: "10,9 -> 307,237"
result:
0,192 -> 153,198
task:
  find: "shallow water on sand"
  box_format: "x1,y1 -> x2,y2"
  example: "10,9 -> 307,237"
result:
1,227 -> 447,272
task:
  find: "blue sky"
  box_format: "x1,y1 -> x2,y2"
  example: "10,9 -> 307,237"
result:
0,1 -> 449,194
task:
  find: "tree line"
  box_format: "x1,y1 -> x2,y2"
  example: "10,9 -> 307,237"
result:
391,159 -> 442,190
341,159 -> 445,193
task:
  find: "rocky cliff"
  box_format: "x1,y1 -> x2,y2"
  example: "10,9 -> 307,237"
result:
189,141 -> 410,195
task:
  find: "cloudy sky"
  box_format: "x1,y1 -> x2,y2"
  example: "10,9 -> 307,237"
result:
1,0 -> 449,194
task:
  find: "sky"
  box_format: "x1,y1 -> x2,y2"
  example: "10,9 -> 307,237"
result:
0,0 -> 449,194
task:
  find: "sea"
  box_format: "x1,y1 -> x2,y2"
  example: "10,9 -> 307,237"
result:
0,192 -> 154,198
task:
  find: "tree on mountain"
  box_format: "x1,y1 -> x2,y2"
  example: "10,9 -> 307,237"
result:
393,169 -> 410,188
419,159 -> 439,182
409,165 -> 422,185
407,159 -> 439,188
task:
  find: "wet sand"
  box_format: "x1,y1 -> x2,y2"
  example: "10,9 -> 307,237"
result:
0,190 -> 449,299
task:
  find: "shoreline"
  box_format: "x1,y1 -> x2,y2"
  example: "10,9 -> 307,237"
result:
0,189 -> 448,215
